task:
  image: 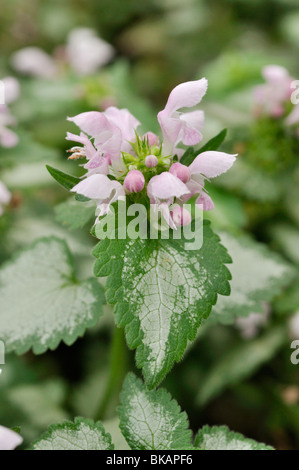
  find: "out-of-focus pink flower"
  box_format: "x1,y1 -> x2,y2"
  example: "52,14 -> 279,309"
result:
71,173 -> 125,217
124,170 -> 145,193
158,79 -> 207,156
236,304 -> 270,339
286,104 -> 299,127
0,425 -> 23,450
0,181 -> 11,216
0,77 -> 20,148
11,47 -> 57,79
254,65 -> 293,118
66,28 -> 115,76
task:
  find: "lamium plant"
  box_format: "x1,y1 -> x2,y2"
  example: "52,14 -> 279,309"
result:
1,77 -> 294,451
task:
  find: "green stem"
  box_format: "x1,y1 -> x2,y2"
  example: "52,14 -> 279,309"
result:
95,327 -> 127,421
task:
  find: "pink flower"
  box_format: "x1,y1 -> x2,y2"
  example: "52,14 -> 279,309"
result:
67,107 -> 140,174
11,47 -> 57,79
143,132 -> 159,147
254,65 -> 293,118
184,151 -> 237,210
0,181 -> 11,216
169,162 -> 191,183
124,170 -> 145,193
66,28 -> 114,76
0,425 -> 23,450
71,174 -> 125,218
158,78 -> 207,156
170,206 -> 192,227
147,172 -> 190,228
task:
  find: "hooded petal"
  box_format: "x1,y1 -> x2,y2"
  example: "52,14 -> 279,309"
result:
161,78 -> 208,115
66,132 -> 97,160
68,112 -> 110,137
0,425 -> 23,450
147,172 -> 190,201
189,151 -> 237,179
104,107 -> 140,142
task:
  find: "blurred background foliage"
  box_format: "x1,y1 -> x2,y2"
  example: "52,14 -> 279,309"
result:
1,0 -> 299,450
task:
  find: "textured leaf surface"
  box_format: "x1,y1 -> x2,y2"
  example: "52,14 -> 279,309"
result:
0,237 -> 105,354
195,425 -> 274,450
55,199 -> 96,230
93,221 -> 231,387
118,373 -> 192,450
210,232 -> 296,325
196,326 -> 285,406
31,418 -> 114,450
46,165 -> 81,191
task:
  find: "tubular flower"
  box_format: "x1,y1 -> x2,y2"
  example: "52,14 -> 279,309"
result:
67,79 -> 236,227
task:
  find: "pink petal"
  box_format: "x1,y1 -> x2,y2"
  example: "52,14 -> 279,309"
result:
71,174 -> 123,200
147,172 -> 190,201
66,132 -> 96,160
196,192 -> 214,211
68,112 -> 110,137
2,77 -> 20,104
162,78 -> 208,114
181,110 -> 204,145
0,425 -> 23,450
104,107 -> 140,141
0,181 -> 11,205
0,127 -> 19,148
262,65 -> 290,83
189,151 -> 237,179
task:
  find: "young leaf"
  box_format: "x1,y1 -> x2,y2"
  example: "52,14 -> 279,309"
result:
210,231 -> 296,325
93,221 -> 232,388
30,418 -> 114,450
0,237 -> 105,354
46,165 -> 81,191
55,199 -> 96,230
197,129 -> 227,154
196,326 -> 286,406
118,373 -> 192,450
180,129 -> 227,166
195,425 -> 274,450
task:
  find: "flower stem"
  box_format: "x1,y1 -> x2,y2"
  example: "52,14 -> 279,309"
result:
95,326 -> 127,421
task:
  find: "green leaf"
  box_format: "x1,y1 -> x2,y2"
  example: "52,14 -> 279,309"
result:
180,129 -> 227,166
195,425 -> 274,450
46,165 -> 81,191
0,237 -> 105,354
118,373 -> 192,450
210,231 -> 296,325
196,326 -> 286,406
93,221 -> 232,387
30,418 -> 114,450
55,199 -> 96,230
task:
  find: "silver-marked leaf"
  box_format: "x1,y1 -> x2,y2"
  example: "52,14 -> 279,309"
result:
195,425 -> 274,450
210,232 -> 296,325
196,326 -> 285,406
93,221 -> 232,387
0,237 -> 105,354
31,418 -> 114,450
118,373 -> 192,450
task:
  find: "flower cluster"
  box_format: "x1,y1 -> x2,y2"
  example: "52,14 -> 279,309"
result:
254,65 -> 299,132
67,79 -> 236,228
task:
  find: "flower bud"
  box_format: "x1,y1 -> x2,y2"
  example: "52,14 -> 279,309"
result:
170,206 -> 192,227
169,162 -> 191,183
124,170 -> 145,193
145,155 -> 158,168
144,132 -> 159,147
